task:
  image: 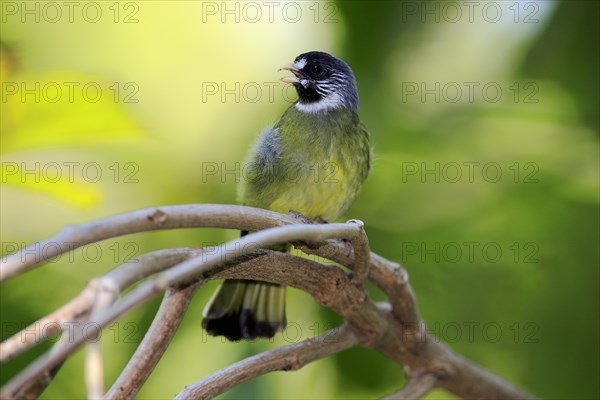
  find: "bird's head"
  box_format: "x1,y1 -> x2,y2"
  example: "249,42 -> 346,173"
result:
279,51 -> 358,114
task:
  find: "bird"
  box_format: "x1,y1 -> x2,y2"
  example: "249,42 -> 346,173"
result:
202,51 -> 371,341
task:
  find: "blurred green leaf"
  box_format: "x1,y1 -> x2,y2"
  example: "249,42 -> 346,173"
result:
1,71 -> 143,153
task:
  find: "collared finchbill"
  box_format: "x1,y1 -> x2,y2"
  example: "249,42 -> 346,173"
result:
202,52 -> 369,341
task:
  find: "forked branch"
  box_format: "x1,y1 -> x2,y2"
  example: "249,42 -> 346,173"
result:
0,205 -> 534,400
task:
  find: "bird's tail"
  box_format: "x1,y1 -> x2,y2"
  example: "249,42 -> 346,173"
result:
202,230 -> 287,340
202,280 -> 286,341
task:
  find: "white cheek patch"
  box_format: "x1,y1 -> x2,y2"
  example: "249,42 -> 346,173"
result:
300,79 -> 310,88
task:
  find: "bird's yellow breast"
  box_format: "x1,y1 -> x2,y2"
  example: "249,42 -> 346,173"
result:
267,158 -> 353,222
238,105 -> 370,223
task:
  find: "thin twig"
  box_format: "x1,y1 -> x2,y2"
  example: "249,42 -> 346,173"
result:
14,313 -> 92,399
0,249 -> 196,400
85,341 -> 104,399
1,279 -> 160,399
0,205 -> 299,282
105,281 -> 202,400
299,243 -> 421,327
346,219 -> 370,284
0,249 -> 194,363
0,283 -> 96,363
158,223 -> 362,286
369,253 -> 421,328
85,279 -> 120,399
174,324 -> 360,400
383,373 -> 437,399
10,360 -> 64,400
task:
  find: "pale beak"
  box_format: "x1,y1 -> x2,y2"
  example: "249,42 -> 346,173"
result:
280,75 -> 300,84
279,62 -> 300,84
278,62 -> 295,72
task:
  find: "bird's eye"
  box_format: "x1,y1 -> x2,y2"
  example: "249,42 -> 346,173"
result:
309,64 -> 323,75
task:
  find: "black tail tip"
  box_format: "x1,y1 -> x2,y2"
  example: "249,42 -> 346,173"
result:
202,310 -> 285,341
202,314 -> 245,341
241,309 -> 285,339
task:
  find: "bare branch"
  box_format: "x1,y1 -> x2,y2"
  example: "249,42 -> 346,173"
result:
368,253 -> 421,328
13,314 -> 93,399
105,281 -> 202,400
383,373 -> 437,399
0,248 -> 194,363
346,219 -> 370,284
1,223 -> 364,399
85,278 -> 120,399
1,206 -> 535,399
0,205 -> 299,282
1,283 -> 96,363
158,222 -> 363,287
174,324 -> 359,400
1,278 -> 162,399
0,249 -> 196,400
298,243 -> 420,327
9,360 -> 64,400
85,341 -> 104,399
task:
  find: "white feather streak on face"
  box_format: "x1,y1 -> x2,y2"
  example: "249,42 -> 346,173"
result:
293,58 -> 307,70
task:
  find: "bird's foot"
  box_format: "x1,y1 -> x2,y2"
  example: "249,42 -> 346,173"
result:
287,210 -> 312,224
287,210 -> 326,249
341,238 -> 354,258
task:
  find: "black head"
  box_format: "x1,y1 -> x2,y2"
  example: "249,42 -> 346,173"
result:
280,51 -> 358,113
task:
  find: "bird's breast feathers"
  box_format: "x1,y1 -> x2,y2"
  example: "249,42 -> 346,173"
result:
239,106 -> 370,222
266,157 -> 355,222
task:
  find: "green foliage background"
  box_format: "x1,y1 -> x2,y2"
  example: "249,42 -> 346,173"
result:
1,1 -> 598,398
